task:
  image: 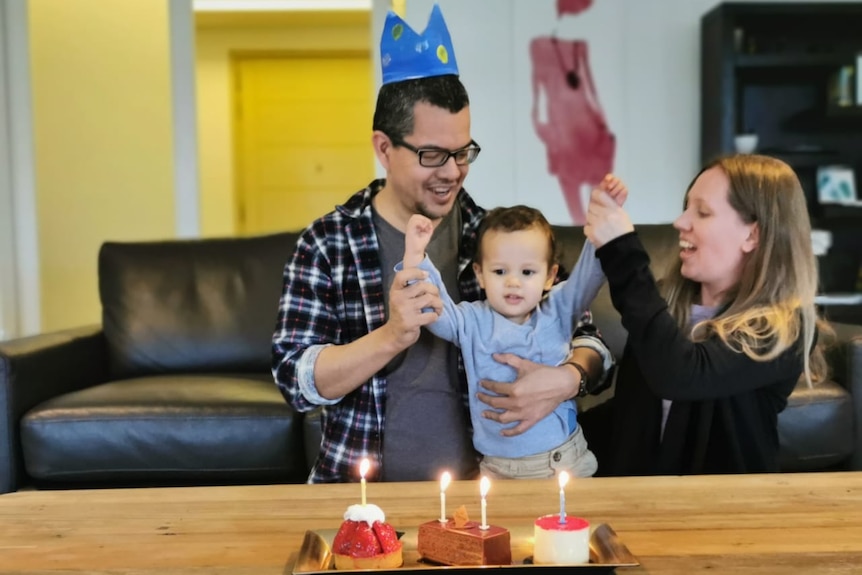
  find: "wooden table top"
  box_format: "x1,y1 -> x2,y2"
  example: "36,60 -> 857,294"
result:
1,472 -> 861,574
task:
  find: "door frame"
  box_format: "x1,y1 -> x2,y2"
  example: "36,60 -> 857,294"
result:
169,0 -> 201,239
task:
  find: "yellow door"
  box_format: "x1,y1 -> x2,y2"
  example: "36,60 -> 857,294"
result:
233,53 -> 374,234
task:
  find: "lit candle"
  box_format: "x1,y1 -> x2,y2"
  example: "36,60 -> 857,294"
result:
558,471 -> 569,524
479,476 -> 490,530
359,458 -> 370,506
439,471 -> 452,523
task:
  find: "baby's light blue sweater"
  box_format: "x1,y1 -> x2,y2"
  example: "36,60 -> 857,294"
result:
414,241 -> 605,458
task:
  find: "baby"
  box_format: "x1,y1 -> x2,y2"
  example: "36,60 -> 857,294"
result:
401,174 -> 627,479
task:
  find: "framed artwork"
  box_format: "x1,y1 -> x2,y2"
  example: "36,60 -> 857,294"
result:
817,165 -> 858,204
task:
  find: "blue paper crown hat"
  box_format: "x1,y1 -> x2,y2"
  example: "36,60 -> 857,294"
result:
380,3 -> 459,85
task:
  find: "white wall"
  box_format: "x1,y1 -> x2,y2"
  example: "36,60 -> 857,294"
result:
376,0 -> 861,224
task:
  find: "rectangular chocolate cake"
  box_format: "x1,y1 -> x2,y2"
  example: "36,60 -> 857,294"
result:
417,520 -> 511,566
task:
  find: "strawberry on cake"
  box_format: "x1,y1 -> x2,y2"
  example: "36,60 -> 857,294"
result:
331,503 -> 403,570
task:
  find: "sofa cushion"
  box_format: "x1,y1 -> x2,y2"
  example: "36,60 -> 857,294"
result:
303,407 -> 324,475
20,374 -> 306,484
778,378 -> 854,471
99,232 -> 297,378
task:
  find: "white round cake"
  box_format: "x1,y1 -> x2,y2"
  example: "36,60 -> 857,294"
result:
533,514 -> 590,564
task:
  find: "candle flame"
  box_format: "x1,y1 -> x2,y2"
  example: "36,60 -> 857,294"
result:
440,471 -> 452,492
479,476 -> 491,497
359,458 -> 370,479
558,471 -> 570,489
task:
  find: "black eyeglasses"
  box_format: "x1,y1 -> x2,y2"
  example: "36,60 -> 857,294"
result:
389,137 -> 481,168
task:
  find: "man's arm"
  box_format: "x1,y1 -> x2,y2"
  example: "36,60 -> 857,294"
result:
272,229 -> 442,406
313,266 -> 442,399
315,214 -> 447,399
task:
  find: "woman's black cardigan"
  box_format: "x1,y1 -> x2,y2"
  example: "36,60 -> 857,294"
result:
589,232 -> 803,476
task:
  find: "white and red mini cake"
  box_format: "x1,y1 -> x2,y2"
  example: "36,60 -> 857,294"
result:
533,514 -> 590,564
417,506 -> 511,566
331,503 -> 403,570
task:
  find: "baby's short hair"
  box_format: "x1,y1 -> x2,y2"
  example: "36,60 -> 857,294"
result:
475,205 -> 557,266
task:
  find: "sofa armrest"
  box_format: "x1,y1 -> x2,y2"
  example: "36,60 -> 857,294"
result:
0,325 -> 109,493
850,337 -> 862,470
828,322 -> 862,470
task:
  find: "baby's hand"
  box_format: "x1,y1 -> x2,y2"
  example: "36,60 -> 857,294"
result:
599,173 -> 628,207
404,214 -> 434,267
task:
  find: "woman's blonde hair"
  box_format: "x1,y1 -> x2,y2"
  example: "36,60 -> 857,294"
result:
662,154 -> 829,384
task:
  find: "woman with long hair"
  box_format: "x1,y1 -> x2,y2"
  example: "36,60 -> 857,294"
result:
583,154 -> 828,475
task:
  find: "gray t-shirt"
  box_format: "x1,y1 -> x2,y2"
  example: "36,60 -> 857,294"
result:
374,208 -> 478,481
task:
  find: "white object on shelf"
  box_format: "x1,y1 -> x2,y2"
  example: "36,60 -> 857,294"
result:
733,133 -> 758,154
811,229 -> 832,256
815,293 -> 862,306
829,199 -> 862,207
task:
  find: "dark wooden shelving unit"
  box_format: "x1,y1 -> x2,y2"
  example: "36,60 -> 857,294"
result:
826,105 -> 862,119
701,2 -> 862,297
702,3 -> 862,171
735,53 -> 855,69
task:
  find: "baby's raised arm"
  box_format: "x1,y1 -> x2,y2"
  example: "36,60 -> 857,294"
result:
404,214 -> 435,268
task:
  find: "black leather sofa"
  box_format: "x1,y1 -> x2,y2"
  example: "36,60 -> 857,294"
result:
0,233 -> 306,494
1,225 -> 860,494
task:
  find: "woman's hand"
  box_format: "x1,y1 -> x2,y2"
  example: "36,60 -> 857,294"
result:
585,187 -> 634,248
477,353 -> 580,436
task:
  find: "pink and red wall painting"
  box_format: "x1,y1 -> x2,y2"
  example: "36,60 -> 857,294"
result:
530,0 -> 616,224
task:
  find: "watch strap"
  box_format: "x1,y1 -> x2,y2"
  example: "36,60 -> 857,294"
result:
564,360 -> 590,397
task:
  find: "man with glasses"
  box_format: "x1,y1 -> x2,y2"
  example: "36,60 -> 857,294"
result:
272,5 -> 611,483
